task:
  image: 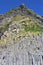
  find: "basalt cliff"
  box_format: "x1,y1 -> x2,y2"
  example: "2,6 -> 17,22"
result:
0,4 -> 43,65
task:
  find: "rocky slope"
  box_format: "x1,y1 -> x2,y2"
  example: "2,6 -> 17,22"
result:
0,4 -> 43,65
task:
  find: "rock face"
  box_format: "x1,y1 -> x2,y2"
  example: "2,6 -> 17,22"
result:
0,34 -> 43,65
0,4 -> 43,65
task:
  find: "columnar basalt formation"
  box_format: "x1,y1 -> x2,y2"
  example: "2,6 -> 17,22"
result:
0,4 -> 43,65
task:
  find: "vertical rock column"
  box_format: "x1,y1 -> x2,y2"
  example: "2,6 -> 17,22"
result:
32,55 -> 36,65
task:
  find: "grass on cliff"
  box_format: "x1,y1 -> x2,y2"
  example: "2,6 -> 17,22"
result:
12,14 -> 23,21
12,15 -> 43,34
21,20 -> 43,33
0,23 -> 9,31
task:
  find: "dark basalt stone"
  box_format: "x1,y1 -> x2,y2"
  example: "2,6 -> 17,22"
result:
20,4 -> 26,9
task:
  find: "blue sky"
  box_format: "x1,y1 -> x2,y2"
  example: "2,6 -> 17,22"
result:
0,0 -> 43,16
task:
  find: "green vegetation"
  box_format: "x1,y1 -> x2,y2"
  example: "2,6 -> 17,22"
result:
21,20 -> 43,33
12,14 -> 23,21
0,23 -> 9,31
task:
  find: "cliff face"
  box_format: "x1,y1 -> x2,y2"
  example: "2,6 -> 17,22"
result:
0,4 -> 43,65
0,34 -> 43,65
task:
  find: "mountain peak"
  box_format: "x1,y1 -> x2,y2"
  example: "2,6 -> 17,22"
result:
20,4 -> 26,9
